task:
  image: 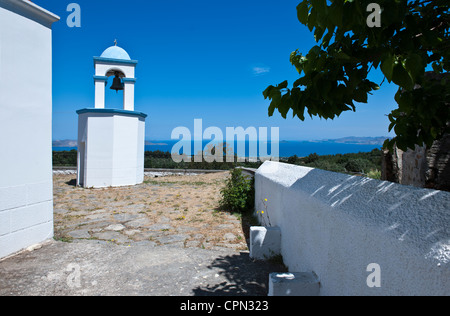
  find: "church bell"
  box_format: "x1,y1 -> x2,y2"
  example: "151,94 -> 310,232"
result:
110,73 -> 124,92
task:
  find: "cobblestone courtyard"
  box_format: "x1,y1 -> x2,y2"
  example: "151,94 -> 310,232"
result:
53,172 -> 249,251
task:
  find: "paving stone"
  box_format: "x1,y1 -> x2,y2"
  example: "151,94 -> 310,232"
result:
54,208 -> 69,215
192,234 -> 205,240
158,216 -> 171,223
217,224 -> 235,230
133,240 -> 157,247
155,234 -> 189,245
224,233 -> 237,241
67,229 -> 91,239
93,231 -> 131,244
113,213 -> 140,222
123,229 -> 141,236
176,226 -> 197,233
86,214 -> 107,221
148,224 -> 173,231
125,218 -> 152,228
104,224 -> 126,231
185,240 -> 202,248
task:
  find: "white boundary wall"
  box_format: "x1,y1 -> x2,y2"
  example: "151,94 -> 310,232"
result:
0,0 -> 59,258
255,161 -> 450,296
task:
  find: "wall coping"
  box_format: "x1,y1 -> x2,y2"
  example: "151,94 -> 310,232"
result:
76,108 -> 147,119
93,57 -> 138,66
0,0 -> 60,27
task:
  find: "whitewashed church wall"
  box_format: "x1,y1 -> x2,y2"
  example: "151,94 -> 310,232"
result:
0,0 -> 59,258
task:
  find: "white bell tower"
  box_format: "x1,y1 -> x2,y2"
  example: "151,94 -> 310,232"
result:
76,42 -> 147,188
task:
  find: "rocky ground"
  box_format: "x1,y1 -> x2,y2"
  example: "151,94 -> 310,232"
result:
53,172 -> 249,251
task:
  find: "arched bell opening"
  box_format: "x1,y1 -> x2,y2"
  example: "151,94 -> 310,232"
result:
105,69 -> 126,110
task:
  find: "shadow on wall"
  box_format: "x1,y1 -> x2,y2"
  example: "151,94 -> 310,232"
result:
192,252 -> 287,296
287,167 -> 450,263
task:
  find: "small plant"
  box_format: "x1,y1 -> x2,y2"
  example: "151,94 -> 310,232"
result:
256,198 -> 272,227
54,236 -> 73,243
367,169 -> 381,180
219,168 -> 254,213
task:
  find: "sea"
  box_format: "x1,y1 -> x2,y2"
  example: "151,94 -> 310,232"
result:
53,140 -> 383,158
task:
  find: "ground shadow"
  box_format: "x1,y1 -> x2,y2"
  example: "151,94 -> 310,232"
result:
65,178 -> 77,187
192,252 -> 287,296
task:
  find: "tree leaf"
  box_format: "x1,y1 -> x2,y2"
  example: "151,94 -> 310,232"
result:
392,63 -> 414,90
314,26 -> 325,42
296,1 -> 310,25
404,53 -> 424,83
381,53 -> 395,82
312,0 -> 327,15
268,102 -> 276,117
263,85 -> 274,99
353,88 -> 368,103
277,80 -> 288,90
308,8 -> 317,31
279,94 -> 291,118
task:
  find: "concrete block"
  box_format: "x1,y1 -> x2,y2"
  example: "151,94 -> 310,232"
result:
26,181 -> 53,206
0,185 -> 27,212
249,226 -> 281,260
268,272 -> 320,296
9,201 -> 53,233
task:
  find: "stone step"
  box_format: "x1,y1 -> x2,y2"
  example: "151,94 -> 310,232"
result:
268,272 -> 320,296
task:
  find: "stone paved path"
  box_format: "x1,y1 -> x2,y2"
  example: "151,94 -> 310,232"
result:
53,172 -> 248,250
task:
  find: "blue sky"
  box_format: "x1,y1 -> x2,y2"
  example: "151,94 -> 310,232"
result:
34,0 -> 398,141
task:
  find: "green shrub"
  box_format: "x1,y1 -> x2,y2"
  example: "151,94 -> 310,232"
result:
219,168 -> 254,213
53,150 -> 77,166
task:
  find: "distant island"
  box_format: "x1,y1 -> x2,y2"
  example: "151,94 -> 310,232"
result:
145,141 -> 169,146
52,140 -> 77,147
311,136 -> 389,146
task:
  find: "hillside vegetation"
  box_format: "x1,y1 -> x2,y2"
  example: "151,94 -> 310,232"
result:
53,148 -> 382,179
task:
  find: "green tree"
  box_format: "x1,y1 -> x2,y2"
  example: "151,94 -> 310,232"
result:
303,152 -> 320,163
345,158 -> 369,173
263,0 -> 449,151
